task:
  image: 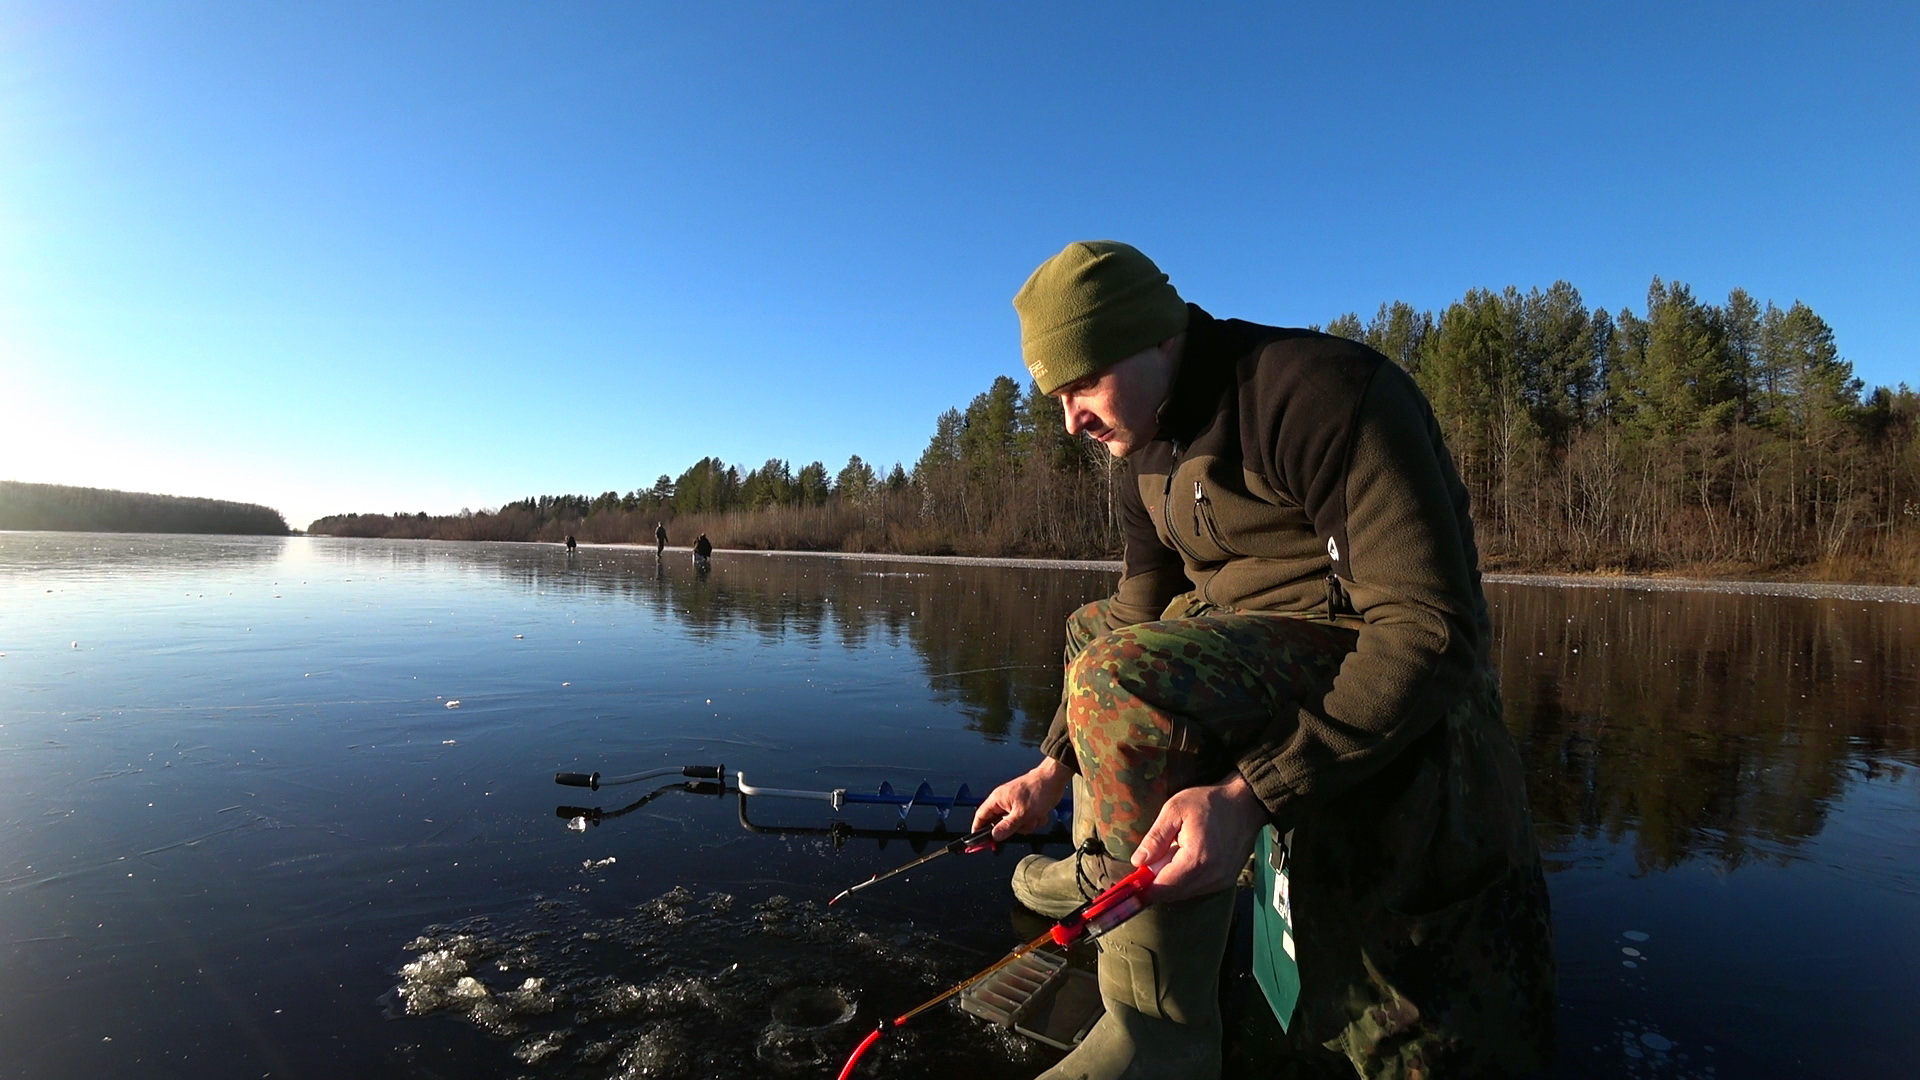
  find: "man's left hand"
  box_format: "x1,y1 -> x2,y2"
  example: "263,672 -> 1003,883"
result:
1131,772 -> 1268,903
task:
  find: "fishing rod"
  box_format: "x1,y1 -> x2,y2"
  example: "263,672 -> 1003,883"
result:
836,855 -> 1171,1079
828,827 -> 997,906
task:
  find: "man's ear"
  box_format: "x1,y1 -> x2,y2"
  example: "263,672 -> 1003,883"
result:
1153,332 -> 1185,378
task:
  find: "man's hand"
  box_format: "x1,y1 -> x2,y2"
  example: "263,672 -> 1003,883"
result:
972,756 -> 1072,841
1131,772 -> 1268,903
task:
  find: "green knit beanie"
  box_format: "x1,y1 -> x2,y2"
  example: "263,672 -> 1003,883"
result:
1014,240 -> 1188,395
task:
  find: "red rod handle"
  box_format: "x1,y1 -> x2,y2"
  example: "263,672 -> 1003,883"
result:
1051,857 -> 1164,946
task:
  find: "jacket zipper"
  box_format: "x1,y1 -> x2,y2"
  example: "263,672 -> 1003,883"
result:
1160,445 -> 1215,607
1193,479 -> 1230,553
1325,572 -> 1357,621
1161,446 -> 1202,563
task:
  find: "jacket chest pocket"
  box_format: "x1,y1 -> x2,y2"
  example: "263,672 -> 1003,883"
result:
1186,476 -> 1238,559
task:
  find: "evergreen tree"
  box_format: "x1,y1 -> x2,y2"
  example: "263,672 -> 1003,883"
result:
960,376 -> 1022,481
1723,288 -> 1763,423
1017,381 -> 1073,470
1324,312 -> 1364,340
742,458 -> 794,509
835,455 -> 877,499
916,409 -> 964,478
1418,288 -> 1534,544
1513,281 -> 1595,451
796,461 -> 830,506
1604,305 -> 1649,425
1638,278 -> 1736,437
1769,302 -> 1859,443
1364,301 -> 1433,374
915,408 -> 967,522
1587,308 -> 1616,427
673,457 -> 738,514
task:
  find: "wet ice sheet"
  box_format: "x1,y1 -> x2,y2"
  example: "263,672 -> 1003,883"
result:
4,533 -> 1918,1080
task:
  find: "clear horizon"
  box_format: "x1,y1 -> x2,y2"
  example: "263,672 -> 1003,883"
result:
4,3 -> 1914,529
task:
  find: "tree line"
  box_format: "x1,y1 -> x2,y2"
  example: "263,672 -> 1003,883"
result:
0,481 -> 291,535
308,276 -> 1918,582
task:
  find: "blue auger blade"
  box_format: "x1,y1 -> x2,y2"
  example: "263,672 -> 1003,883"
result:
896,781 -> 925,821
838,781 -> 989,811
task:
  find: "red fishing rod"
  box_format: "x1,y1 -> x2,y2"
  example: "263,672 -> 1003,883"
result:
836,856 -> 1168,1078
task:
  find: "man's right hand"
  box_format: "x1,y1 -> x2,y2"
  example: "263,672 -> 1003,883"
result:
971,756 -> 1072,841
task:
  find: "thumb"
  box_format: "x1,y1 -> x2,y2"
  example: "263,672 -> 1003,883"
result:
1131,807 -> 1182,868
971,791 -> 1005,834
991,812 -> 1021,841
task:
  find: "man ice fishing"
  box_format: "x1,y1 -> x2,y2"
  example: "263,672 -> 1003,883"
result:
971,241 -> 1555,1079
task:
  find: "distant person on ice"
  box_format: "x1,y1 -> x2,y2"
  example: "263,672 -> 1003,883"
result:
655,522 -> 668,557
692,533 -> 712,568
970,241 -> 1554,1080
564,534 -> 576,553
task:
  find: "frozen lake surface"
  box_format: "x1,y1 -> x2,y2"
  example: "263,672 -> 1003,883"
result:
1,533 -> 1915,1079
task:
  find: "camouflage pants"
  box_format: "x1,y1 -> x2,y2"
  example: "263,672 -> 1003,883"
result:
1057,597 -> 1355,862
1054,598 -> 1555,1078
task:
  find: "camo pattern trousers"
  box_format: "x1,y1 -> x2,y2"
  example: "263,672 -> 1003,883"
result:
1057,597 -> 1355,861
1053,598 -> 1556,1078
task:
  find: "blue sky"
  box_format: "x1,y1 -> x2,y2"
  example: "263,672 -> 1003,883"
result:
3,2 -> 1914,529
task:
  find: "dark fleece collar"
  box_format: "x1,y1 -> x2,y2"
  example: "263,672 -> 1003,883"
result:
1155,304 -> 1241,447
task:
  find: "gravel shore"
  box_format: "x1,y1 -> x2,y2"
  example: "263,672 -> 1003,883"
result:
1481,572 -> 1920,603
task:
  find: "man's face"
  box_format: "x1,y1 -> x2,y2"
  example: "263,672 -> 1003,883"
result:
1053,343 -> 1173,458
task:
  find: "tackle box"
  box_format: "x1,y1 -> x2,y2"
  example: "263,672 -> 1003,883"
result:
958,947 -> 1103,1050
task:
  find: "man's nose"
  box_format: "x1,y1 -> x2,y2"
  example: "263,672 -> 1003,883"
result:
1062,400 -> 1086,436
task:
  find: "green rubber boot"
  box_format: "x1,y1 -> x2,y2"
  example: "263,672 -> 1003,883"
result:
1011,851 -> 1090,919
1034,880 -> 1234,1080
1012,777 -> 1112,918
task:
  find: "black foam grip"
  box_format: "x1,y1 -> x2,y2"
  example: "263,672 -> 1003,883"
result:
682,764 -> 723,779
555,771 -> 599,789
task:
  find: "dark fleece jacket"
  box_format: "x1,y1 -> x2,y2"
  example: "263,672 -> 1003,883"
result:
1041,304 -> 1490,830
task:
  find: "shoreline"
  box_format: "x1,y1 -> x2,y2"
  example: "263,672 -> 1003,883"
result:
596,542 -> 1920,604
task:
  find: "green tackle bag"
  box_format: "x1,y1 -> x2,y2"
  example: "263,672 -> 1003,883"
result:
1251,824 -> 1301,1031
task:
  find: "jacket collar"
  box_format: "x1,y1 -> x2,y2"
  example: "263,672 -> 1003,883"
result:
1154,304 -> 1236,446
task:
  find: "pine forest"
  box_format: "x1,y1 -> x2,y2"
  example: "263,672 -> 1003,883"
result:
308,278 -> 1920,583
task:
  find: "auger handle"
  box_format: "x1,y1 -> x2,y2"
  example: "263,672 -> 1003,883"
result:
555,771 -> 599,789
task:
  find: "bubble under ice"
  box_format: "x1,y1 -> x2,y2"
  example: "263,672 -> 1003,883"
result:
387,885 -> 1049,1077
